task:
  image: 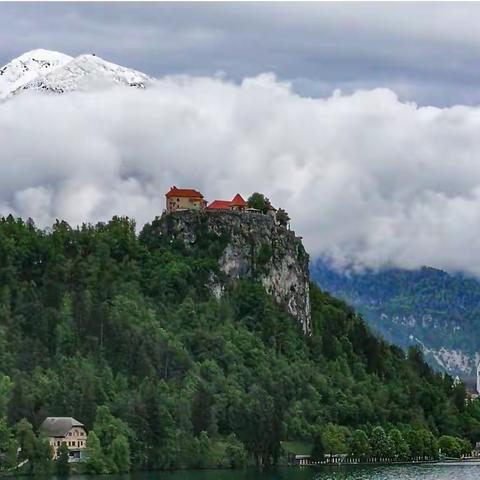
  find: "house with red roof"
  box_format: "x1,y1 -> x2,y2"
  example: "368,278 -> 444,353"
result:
165,186 -> 206,212
207,193 -> 247,212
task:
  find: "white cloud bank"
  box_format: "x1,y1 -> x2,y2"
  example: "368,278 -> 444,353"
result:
2,74 -> 480,274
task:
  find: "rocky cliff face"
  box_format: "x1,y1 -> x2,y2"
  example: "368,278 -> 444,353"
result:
158,210 -> 311,334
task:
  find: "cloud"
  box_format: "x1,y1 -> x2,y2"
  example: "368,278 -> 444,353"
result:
3,75 -> 480,274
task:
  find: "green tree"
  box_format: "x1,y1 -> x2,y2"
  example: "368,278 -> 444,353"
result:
458,438 -> 472,457
419,429 -> 438,460
32,436 -> 52,476
110,434 -> 131,473
93,405 -> 133,470
370,426 -> 391,460
405,429 -> 423,460
0,375 -> 13,418
388,428 -> 409,460
0,418 -> 17,470
225,433 -> 247,468
55,295 -> 77,356
275,208 -> 290,227
14,419 -> 36,467
56,442 -> 70,476
350,429 -> 370,460
247,193 -> 270,213
322,424 -> 348,461
85,431 -> 106,474
191,384 -> 214,437
438,435 -> 462,458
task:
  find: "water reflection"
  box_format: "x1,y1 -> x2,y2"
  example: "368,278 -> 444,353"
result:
48,464 -> 480,480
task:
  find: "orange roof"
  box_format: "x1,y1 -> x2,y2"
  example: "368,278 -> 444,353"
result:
230,193 -> 247,207
166,186 -> 204,198
207,200 -> 231,210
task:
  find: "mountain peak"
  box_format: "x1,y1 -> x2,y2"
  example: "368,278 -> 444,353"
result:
0,49 -> 72,99
15,49 -> 72,61
0,49 -> 152,99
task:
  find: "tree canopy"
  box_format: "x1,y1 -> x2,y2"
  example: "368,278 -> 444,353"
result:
0,214 -> 478,471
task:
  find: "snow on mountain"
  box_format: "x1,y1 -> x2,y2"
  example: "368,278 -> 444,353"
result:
0,49 -> 72,99
0,50 -> 153,99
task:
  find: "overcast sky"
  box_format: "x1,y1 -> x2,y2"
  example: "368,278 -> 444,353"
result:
3,2 -> 480,106
5,3 -> 480,275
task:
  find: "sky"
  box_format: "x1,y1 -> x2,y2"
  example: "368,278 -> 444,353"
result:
4,2 -> 480,275
3,2 -> 480,106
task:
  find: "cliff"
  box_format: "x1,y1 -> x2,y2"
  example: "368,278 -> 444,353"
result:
157,210 -> 311,334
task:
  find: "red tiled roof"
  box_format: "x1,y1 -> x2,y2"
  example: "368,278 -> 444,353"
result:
207,200 -> 232,210
166,186 -> 204,198
230,193 -> 247,207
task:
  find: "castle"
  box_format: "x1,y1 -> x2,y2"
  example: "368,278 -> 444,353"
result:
165,186 -> 277,216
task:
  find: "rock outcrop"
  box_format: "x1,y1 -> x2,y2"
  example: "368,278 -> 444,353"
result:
157,210 -> 311,334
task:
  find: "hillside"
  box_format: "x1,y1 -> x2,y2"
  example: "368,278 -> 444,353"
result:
311,260 -> 480,381
0,212 -> 479,472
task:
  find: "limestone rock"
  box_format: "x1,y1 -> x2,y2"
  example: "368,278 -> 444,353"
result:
157,210 -> 311,335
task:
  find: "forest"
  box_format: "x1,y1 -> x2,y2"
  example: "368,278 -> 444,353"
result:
0,214 -> 480,474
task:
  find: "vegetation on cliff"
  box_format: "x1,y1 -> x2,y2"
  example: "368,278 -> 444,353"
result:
0,214 -> 479,472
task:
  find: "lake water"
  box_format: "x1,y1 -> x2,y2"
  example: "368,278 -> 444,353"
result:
50,464 -> 480,480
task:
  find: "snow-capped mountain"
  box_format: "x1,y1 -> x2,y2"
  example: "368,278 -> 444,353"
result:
0,49 -> 153,99
0,49 -> 72,99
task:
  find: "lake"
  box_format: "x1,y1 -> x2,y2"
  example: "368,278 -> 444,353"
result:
48,464 -> 480,480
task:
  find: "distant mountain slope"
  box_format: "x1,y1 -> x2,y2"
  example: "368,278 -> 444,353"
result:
311,260 -> 480,380
0,49 -> 152,99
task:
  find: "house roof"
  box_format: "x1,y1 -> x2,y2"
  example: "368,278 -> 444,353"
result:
39,417 -> 84,437
207,200 -> 232,210
166,186 -> 204,198
230,194 -> 247,207
208,193 -> 247,210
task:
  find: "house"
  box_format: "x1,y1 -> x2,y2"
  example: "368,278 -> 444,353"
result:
165,186 -> 206,212
39,417 -> 87,462
207,193 -> 247,211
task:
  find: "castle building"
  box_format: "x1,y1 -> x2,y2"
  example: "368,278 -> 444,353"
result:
207,193 -> 247,211
39,417 -> 87,462
165,186 -> 206,212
